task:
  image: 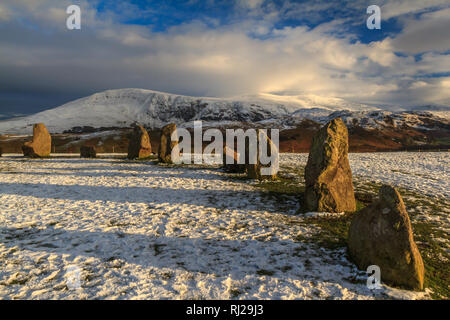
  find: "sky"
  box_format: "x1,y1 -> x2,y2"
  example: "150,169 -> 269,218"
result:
0,0 -> 449,118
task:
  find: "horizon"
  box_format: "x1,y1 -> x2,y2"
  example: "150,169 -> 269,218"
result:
1,86 -> 450,122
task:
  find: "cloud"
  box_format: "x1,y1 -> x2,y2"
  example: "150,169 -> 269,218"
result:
382,0 -> 450,19
237,0 -> 264,10
391,8 -> 450,54
0,0 -> 449,112
0,4 -> 11,21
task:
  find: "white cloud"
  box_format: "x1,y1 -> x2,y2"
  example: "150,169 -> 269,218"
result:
0,0 -> 449,108
382,0 -> 450,19
0,4 -> 11,21
237,0 -> 265,9
391,8 -> 450,54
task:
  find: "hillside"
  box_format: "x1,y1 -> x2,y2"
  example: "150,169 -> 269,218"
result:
0,88 -> 449,152
0,88 -> 387,134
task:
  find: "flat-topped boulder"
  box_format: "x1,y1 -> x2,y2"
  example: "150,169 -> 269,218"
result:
128,125 -> 152,160
158,123 -> 178,163
22,123 -> 52,158
304,118 -> 356,212
80,145 -> 97,158
348,185 -> 425,290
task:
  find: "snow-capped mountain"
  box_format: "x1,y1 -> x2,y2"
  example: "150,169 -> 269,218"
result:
0,88 -> 376,134
317,110 -> 450,131
0,88 -> 448,134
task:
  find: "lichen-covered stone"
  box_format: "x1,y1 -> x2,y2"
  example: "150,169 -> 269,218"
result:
304,118 -> 356,212
22,123 -> 51,158
158,123 -> 178,163
128,125 -> 152,160
348,185 -> 425,291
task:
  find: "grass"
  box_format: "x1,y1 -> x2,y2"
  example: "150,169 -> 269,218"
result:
413,221 -> 450,299
246,168 -> 449,299
250,172 -> 304,200
120,155 -> 158,163
301,213 -> 355,250
399,191 -> 450,300
131,155 -> 158,161
431,137 -> 450,146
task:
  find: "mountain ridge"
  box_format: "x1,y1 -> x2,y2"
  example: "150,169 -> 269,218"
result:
0,88 -> 449,135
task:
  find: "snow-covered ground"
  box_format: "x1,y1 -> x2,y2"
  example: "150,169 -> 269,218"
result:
0,152 -> 445,300
282,152 -> 450,199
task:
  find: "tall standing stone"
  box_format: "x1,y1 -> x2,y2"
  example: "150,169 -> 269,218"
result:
304,118 -> 356,212
348,185 -> 425,290
158,123 -> 178,163
128,125 -> 152,160
22,123 -> 52,158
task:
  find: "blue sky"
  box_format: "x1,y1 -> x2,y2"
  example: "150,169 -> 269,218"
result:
0,0 -> 449,117
95,0 -> 390,41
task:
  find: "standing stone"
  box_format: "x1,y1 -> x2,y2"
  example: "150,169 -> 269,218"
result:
348,185 -> 425,290
128,125 -> 152,160
80,145 -> 97,158
22,123 -> 51,158
223,145 -> 245,173
158,123 -> 178,163
245,129 -> 277,180
304,118 -> 356,212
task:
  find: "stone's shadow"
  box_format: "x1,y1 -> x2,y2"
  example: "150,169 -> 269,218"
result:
0,225 -> 354,287
1,170 -> 226,181
25,165 -> 159,172
0,158 -> 297,213
2,157 -> 126,164
1,158 -> 231,181
0,182 -> 269,211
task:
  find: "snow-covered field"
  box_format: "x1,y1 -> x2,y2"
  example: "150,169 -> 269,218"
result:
0,152 -> 446,300
282,152 -> 450,199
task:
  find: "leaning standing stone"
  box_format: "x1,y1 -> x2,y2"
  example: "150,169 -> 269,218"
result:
304,118 -> 356,212
128,125 -> 152,160
22,123 -> 52,158
348,185 -> 425,291
158,123 -> 178,163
